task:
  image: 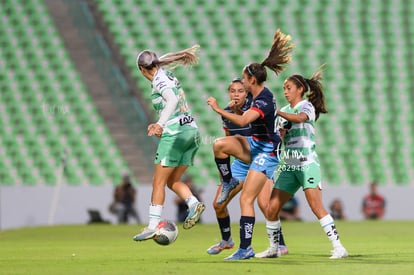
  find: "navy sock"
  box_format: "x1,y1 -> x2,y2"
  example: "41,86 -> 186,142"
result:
218,216 -> 231,241
215,157 -> 232,183
239,216 -> 255,249
280,226 -> 286,246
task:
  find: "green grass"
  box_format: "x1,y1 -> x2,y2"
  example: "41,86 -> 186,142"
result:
1,221 -> 413,274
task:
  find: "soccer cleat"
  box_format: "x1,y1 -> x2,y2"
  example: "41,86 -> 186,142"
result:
329,246 -> 348,259
255,247 -> 280,258
224,246 -> 255,260
216,178 -> 240,204
183,202 -> 205,229
279,245 -> 289,255
207,238 -> 235,255
133,227 -> 157,241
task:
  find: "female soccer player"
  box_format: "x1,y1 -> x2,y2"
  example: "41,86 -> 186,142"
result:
133,45 -> 205,241
207,78 -> 288,256
257,66 -> 348,259
207,29 -> 294,260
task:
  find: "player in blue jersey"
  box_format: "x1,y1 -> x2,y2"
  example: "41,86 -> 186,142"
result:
207,78 -> 288,256
207,30 -> 294,260
257,66 -> 348,259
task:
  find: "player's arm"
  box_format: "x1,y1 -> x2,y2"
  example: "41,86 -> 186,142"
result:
148,88 -> 178,136
208,97 -> 259,127
277,110 -> 308,123
157,88 -> 178,127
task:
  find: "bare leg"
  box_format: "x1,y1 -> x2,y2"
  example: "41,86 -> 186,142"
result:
303,187 -> 328,219
304,188 -> 347,258
213,136 -> 251,163
240,170 -> 267,216
166,165 -> 193,200
257,179 -> 273,214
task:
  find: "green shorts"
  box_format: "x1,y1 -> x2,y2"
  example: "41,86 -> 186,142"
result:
274,162 -> 322,195
155,127 -> 200,167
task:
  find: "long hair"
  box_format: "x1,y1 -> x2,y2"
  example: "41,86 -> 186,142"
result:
244,29 -> 294,84
261,29 -> 294,75
137,45 -> 200,70
288,64 -> 328,121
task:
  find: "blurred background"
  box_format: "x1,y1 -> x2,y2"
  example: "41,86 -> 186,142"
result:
0,0 -> 413,229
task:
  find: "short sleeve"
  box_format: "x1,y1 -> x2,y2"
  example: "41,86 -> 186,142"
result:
301,101 -> 316,122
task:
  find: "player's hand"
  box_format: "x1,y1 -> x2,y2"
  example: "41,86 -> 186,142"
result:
228,99 -> 237,108
228,100 -> 243,115
148,123 -> 163,137
207,97 -> 220,112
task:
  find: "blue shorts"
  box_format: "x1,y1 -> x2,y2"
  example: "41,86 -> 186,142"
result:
247,137 -> 280,179
231,158 -> 250,182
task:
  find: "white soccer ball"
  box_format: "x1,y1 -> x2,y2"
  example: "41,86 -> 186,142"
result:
153,220 -> 178,246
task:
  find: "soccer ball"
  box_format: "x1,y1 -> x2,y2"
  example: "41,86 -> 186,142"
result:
153,220 -> 178,246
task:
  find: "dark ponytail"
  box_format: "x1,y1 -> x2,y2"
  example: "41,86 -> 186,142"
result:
307,65 -> 328,120
244,29 -> 294,84
288,64 -> 328,121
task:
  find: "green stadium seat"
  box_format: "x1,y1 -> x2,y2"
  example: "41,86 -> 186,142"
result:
0,0 -> 131,186
87,0 -> 414,186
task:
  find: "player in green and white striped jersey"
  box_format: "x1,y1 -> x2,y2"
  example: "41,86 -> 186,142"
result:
256,65 -> 348,259
133,46 -> 205,242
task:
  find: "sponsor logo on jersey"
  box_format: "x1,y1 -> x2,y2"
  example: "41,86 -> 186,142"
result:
179,115 -> 194,126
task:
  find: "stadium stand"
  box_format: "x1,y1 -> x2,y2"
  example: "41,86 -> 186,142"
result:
0,0 -> 131,185
1,0 -> 413,186
93,0 -> 414,186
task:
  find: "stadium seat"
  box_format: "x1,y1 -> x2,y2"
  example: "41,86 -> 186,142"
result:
88,0 -> 414,186
0,0 -> 131,186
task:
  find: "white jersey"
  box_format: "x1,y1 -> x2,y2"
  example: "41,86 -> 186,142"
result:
277,100 -> 319,166
151,68 -> 197,133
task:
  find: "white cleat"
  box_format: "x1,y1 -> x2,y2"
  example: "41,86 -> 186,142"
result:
255,247 -> 280,258
330,246 -> 348,259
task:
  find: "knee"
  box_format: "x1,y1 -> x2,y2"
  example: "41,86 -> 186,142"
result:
266,202 -> 281,220
152,178 -> 166,190
240,193 -> 254,208
213,138 -> 227,153
212,201 -> 226,215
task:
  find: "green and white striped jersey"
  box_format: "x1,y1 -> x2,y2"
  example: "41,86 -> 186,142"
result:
277,100 -> 319,166
151,68 -> 197,134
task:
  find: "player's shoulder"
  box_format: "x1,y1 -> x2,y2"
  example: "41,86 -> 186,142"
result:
152,69 -> 174,91
252,88 -> 275,109
261,87 -> 275,99
298,100 -> 315,116
298,100 -> 314,109
280,104 -> 290,112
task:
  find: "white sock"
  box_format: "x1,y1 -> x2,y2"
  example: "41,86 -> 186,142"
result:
148,204 -> 163,230
265,219 -> 281,250
185,195 -> 199,208
319,214 -> 342,248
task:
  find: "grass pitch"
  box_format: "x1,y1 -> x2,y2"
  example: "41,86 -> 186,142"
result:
1,221 -> 413,274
